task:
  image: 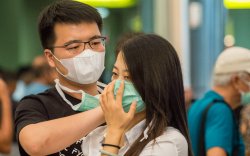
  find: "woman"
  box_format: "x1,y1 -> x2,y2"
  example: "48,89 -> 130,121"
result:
81,34 -> 193,156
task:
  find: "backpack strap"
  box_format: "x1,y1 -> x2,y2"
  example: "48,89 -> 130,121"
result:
198,99 -> 230,156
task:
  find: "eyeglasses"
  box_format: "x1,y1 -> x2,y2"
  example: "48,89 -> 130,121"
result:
242,79 -> 250,87
51,36 -> 106,54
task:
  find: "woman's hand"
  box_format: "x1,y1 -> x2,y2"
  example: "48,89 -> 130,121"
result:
100,80 -> 136,133
100,80 -> 136,155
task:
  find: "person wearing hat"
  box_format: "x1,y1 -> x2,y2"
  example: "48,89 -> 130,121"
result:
188,47 -> 249,156
240,104 -> 250,156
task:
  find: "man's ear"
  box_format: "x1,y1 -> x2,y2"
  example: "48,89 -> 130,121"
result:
44,49 -> 68,75
231,74 -> 241,90
44,49 -> 55,67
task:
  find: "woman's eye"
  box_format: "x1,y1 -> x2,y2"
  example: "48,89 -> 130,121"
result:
111,72 -> 118,80
124,76 -> 130,80
112,72 -> 118,76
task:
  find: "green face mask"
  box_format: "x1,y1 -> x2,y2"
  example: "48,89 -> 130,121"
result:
55,79 -> 100,112
241,92 -> 250,105
114,80 -> 145,113
55,79 -> 145,112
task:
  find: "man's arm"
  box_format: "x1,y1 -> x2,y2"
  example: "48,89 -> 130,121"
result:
0,79 -> 13,154
207,147 -> 227,156
19,107 -> 104,155
205,103 -> 234,156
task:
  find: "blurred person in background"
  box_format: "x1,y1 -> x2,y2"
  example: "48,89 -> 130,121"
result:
12,65 -> 34,102
32,54 -> 47,67
240,105 -> 250,156
0,78 -> 13,154
184,87 -> 195,109
1,71 -> 20,156
15,0 -> 107,155
25,55 -> 57,95
188,47 -> 249,156
234,86 -> 250,130
1,71 -> 17,97
1,70 -> 18,136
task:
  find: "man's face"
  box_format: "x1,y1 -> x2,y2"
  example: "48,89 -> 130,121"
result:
238,73 -> 250,93
45,22 -> 104,76
53,22 -> 102,58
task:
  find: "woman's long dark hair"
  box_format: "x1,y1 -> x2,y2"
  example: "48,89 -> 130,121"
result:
119,34 -> 193,156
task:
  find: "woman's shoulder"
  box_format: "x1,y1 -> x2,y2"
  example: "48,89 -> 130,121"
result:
153,127 -> 188,148
161,127 -> 187,143
142,127 -> 188,155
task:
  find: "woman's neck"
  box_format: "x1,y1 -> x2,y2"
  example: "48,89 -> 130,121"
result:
125,111 -> 146,132
119,111 -> 146,146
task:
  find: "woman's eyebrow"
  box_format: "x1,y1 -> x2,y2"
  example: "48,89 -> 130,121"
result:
113,65 -> 118,70
113,65 -> 129,72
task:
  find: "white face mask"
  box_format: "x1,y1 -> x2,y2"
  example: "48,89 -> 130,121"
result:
239,79 -> 250,104
53,49 -> 105,84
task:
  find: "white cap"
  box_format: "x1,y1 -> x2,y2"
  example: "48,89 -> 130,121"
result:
214,47 -> 250,74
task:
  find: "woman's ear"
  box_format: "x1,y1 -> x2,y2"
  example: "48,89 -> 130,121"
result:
44,49 -> 56,67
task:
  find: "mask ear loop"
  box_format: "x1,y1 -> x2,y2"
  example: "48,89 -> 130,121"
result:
49,51 -> 69,77
97,81 -> 107,88
54,79 -> 83,110
139,122 -> 152,142
97,81 -> 107,93
242,79 -> 250,90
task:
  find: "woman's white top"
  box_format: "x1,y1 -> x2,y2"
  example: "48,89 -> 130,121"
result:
81,120 -> 188,156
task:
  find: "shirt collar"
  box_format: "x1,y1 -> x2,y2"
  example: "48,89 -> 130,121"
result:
99,119 -> 147,146
205,90 -> 224,101
125,119 -> 146,145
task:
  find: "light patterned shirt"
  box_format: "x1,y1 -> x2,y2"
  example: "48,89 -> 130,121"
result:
81,120 -> 188,156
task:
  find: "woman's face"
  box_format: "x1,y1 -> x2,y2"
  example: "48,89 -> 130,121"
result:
111,52 -> 131,81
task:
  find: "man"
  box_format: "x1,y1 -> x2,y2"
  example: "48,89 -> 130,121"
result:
15,0 -> 106,155
188,47 -> 248,156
